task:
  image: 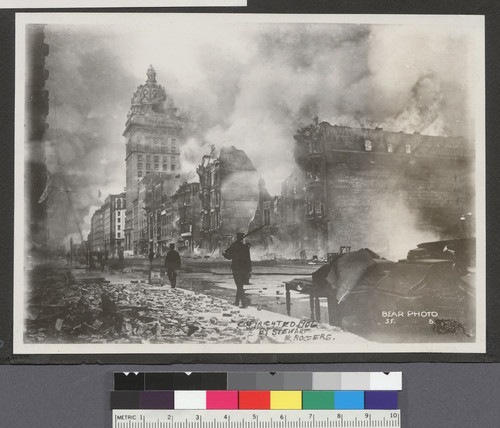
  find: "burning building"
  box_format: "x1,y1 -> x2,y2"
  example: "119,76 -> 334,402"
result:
173,182 -> 201,254
123,65 -> 183,254
291,119 -> 475,258
197,146 -> 259,253
248,172 -> 308,259
141,173 -> 180,256
138,174 -> 199,256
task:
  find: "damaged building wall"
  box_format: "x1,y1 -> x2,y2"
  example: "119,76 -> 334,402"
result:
197,146 -> 259,253
249,172 -> 310,259
294,120 -> 475,258
141,172 -> 181,256
277,168 -> 308,256
172,182 -> 201,254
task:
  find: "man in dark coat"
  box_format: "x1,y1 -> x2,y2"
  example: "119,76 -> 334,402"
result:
223,232 -> 252,308
148,245 -> 155,283
96,251 -> 103,270
164,243 -> 181,288
118,248 -> 124,271
102,251 -> 108,272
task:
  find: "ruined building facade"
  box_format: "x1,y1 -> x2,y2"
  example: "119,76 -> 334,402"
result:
249,119 -> 474,259
197,146 -> 259,253
173,182 -> 201,253
248,169 -> 308,258
291,119 -> 474,257
142,173 -> 180,256
123,66 -> 182,254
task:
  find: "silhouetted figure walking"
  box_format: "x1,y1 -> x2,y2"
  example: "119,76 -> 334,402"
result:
148,245 -> 155,284
102,251 -> 108,272
223,232 -> 252,308
164,243 -> 181,288
118,248 -> 124,271
97,251 -> 103,271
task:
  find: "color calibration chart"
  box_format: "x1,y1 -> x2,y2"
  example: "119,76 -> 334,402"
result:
112,372 -> 402,428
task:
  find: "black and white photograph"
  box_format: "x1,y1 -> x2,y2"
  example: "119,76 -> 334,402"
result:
14,13 -> 485,355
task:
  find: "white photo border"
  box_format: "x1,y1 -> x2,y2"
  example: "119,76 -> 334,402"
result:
14,13 -> 486,355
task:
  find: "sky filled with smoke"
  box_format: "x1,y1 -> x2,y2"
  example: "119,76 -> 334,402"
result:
40,18 -> 478,245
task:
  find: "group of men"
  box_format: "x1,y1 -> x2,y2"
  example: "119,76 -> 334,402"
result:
149,232 -> 252,308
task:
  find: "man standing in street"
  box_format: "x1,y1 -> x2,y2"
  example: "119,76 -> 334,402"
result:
118,248 -> 124,271
96,250 -> 103,271
223,232 -> 252,308
148,244 -> 155,284
164,243 -> 181,288
102,251 -> 108,272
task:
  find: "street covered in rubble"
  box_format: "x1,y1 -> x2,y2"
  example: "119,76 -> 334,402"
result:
25,257 -> 367,346
25,244 -> 477,347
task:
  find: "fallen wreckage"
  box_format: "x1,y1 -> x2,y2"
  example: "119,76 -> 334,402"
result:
24,267 -> 203,343
284,238 -> 475,341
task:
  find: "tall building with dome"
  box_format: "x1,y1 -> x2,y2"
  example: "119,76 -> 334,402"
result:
123,65 -> 183,254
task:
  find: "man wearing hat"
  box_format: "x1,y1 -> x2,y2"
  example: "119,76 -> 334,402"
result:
223,232 -> 252,308
164,243 -> 181,288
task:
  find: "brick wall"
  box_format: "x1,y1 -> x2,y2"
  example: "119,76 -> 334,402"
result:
296,121 -> 475,259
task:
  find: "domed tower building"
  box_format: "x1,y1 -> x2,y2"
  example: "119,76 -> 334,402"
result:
123,66 -> 182,254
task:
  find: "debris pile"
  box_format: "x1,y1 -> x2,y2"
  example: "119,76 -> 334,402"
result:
24,267 -> 296,345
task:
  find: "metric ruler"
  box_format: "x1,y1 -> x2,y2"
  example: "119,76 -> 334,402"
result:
113,409 -> 401,428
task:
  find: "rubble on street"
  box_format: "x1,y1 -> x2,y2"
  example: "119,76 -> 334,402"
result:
25,266 -> 351,345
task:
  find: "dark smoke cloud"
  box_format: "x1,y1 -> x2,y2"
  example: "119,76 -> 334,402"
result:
44,26 -> 137,245
38,21 -> 476,246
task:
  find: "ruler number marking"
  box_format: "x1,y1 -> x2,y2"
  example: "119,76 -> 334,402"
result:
113,411 -> 400,428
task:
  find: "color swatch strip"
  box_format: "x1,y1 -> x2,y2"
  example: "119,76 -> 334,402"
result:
114,372 -> 402,391
110,390 -> 398,410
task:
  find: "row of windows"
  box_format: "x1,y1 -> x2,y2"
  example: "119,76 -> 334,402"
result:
307,139 -> 413,154
306,164 -> 321,181
137,163 -> 176,177
203,211 -> 220,229
138,155 -> 178,163
128,144 -> 178,155
200,170 -> 219,187
308,139 -> 321,154
135,137 -> 176,146
307,200 -> 324,215
138,163 -> 173,170
363,140 -> 411,153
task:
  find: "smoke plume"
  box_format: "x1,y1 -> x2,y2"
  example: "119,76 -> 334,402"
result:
38,21 -> 477,246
